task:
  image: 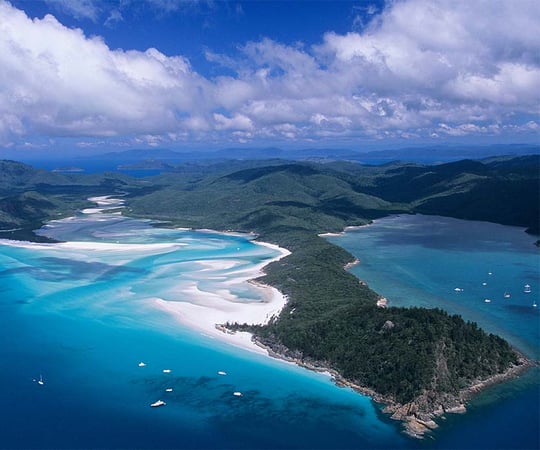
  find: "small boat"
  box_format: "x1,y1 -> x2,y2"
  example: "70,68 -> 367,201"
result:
454,288 -> 463,292
484,298 -> 491,303
150,400 -> 166,407
233,391 -> 243,397
533,302 -> 538,308
482,282 -> 487,286
138,362 -> 146,367
503,292 -> 511,299
165,388 -> 173,392
524,284 -> 532,293
37,374 -> 44,386
162,369 -> 171,373
217,371 -> 227,376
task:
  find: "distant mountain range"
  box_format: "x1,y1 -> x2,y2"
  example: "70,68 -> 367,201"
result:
2,144 -> 538,176
78,143 -> 540,164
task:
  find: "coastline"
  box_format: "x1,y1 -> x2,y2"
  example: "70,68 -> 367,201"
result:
217,218 -> 537,439
42,196 -> 295,358
2,195 -> 294,359
152,239 -> 291,357
248,333 -> 534,439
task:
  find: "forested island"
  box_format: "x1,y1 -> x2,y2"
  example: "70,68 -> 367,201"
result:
1,155 -> 538,437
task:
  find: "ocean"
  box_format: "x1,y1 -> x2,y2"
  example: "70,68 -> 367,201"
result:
1,204 -> 538,449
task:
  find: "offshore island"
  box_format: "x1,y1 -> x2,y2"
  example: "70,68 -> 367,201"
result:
0,154 -> 539,438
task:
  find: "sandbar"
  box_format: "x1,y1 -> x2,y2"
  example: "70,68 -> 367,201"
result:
153,241 -> 291,356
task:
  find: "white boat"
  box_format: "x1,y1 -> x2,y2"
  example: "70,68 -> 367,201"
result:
533,302 -> 538,308
162,369 -> 171,373
454,288 -> 463,292
484,298 -> 491,303
233,391 -> 243,397
165,388 -> 173,392
503,292 -> 511,299
217,371 -> 227,376
524,284 -> 532,293
482,282 -> 487,286
138,362 -> 146,367
37,374 -> 44,386
151,400 -> 166,407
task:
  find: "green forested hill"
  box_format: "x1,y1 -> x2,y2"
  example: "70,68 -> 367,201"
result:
126,161 -> 401,234
344,155 -> 540,233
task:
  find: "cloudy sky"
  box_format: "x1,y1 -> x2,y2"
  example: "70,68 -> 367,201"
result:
1,0 -> 539,155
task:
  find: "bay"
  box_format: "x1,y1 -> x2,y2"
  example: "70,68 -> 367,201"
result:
326,214 -> 540,450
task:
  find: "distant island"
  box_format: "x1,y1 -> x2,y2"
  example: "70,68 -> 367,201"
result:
0,154 -> 538,438
117,159 -> 175,171
51,166 -> 85,173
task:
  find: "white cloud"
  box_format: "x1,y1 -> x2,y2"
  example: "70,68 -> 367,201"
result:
0,0 -> 539,148
44,0 -> 100,21
213,113 -> 253,131
0,1 -> 210,143
104,8 -> 123,27
437,123 -> 499,137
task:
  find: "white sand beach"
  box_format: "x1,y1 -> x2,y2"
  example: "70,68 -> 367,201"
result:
0,239 -> 183,254
81,196 -> 125,214
153,241 -> 291,356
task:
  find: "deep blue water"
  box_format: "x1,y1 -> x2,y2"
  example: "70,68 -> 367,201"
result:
1,206 -> 539,449
18,158 -> 164,177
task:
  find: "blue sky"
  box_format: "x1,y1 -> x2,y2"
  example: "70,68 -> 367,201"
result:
0,0 -> 539,156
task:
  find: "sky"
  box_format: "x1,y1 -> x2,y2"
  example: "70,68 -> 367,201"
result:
0,0 -> 539,156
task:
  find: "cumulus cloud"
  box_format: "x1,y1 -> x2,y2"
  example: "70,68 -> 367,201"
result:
0,1 -> 212,143
0,0 -> 539,148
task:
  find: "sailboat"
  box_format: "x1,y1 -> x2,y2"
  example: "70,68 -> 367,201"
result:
37,374 -> 44,385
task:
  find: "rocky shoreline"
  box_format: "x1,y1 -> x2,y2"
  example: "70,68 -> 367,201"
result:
248,336 -> 535,439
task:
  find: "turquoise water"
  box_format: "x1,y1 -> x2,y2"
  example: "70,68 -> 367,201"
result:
327,214 -> 540,450
0,201 -> 408,449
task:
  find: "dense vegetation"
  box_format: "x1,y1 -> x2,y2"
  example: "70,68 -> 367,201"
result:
1,155 -> 537,408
